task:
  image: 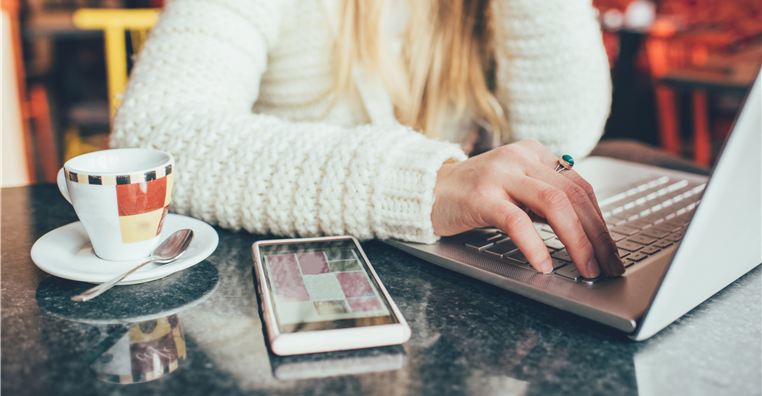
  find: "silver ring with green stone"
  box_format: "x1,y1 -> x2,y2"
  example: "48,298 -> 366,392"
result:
554,154 -> 574,172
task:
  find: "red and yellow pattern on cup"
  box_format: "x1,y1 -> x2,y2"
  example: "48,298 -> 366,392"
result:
64,165 -> 174,244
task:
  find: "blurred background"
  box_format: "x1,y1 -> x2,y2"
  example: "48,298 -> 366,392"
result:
2,0 -> 761,187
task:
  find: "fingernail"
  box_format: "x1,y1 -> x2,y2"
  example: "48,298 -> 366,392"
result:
541,258 -> 554,274
610,251 -> 625,276
586,257 -> 601,278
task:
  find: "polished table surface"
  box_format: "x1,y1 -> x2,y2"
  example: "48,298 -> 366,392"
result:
2,185 -> 761,396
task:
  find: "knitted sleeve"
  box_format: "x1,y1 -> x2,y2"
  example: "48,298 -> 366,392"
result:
492,0 -> 612,159
110,0 -> 467,243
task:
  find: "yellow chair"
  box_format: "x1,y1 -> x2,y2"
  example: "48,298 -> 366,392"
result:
73,9 -> 160,119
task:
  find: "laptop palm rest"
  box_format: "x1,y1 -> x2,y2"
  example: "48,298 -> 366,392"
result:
385,234 -> 678,333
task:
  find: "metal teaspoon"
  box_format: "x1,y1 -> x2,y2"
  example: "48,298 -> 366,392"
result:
71,229 -> 195,302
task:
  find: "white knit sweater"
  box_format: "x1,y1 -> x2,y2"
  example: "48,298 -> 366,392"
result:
111,0 -> 611,243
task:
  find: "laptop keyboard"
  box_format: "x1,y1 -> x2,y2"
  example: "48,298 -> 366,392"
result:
463,176 -> 706,284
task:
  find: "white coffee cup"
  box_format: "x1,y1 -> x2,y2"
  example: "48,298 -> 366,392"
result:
57,149 -> 175,261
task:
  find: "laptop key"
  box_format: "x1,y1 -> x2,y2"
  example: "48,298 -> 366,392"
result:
620,208 -> 642,219
656,222 -> 682,232
628,235 -> 657,245
605,215 -> 628,227
485,240 -> 519,257
465,241 -> 493,250
609,231 -> 628,242
551,249 -> 572,262
627,218 -> 652,229
551,259 -> 568,270
665,232 -> 685,241
617,240 -> 644,252
465,235 -> 498,250
486,233 -> 505,241
623,258 -> 637,268
610,219 -> 628,227
504,251 -> 529,265
653,239 -> 674,248
611,225 -> 640,236
545,238 -> 565,250
640,228 -> 670,239
669,216 -> 691,226
641,245 -> 661,255
579,275 -> 607,284
537,229 -> 556,240
617,248 -> 631,258
464,232 -> 505,250
555,265 -> 580,281
640,212 -> 665,225
493,236 -> 513,245
628,252 -> 648,261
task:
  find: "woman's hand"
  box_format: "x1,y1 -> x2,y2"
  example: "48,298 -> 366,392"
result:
432,139 -> 625,278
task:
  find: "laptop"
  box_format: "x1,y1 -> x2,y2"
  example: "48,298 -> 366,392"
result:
385,68 -> 762,341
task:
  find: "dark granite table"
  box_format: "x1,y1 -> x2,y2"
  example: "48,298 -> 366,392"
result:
3,185 -> 761,396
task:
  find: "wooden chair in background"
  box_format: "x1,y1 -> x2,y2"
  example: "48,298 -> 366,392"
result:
646,20 -> 760,166
72,9 -> 159,118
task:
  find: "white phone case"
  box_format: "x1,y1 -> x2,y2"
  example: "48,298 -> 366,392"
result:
252,236 -> 412,356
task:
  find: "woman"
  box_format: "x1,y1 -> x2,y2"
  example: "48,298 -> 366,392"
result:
111,0 -> 624,278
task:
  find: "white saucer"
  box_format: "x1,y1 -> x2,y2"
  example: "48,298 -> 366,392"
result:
31,214 -> 219,285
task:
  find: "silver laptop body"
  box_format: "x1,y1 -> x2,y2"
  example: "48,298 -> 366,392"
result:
385,69 -> 761,341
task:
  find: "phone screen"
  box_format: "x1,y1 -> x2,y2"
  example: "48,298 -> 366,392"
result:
258,239 -> 399,333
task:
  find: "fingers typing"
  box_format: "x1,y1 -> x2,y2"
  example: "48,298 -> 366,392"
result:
508,176 -> 601,278
528,165 -> 624,276
484,200 -> 553,274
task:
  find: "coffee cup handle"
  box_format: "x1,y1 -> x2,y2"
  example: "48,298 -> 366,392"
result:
57,168 -> 72,204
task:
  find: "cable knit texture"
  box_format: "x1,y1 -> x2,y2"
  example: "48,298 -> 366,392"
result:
110,0 -> 611,243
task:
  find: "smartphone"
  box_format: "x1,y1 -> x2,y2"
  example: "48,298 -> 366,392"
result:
251,236 -> 411,356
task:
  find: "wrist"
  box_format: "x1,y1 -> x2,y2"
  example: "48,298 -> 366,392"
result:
437,160 -> 458,179
432,160 -> 460,235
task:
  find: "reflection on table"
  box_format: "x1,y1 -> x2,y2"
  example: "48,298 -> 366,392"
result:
76,315 -> 186,384
269,345 -> 407,381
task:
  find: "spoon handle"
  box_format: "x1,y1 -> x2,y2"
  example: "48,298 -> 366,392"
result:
71,259 -> 154,302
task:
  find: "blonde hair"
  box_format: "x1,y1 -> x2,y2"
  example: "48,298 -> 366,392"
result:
332,0 -> 506,141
